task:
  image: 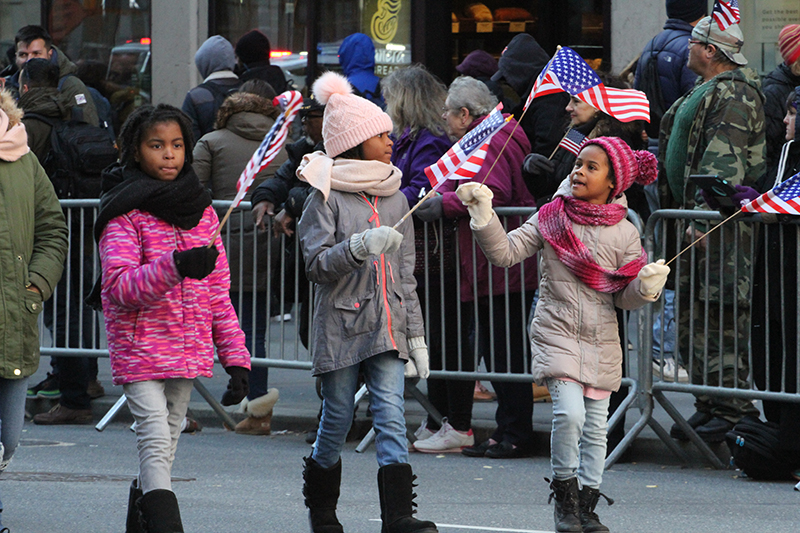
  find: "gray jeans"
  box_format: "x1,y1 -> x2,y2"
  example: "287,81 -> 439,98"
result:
124,379 -> 193,493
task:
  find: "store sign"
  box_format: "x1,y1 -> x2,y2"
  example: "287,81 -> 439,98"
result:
363,0 -> 411,76
756,0 -> 800,41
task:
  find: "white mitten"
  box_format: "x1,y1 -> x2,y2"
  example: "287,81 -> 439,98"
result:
404,336 -> 430,379
349,226 -> 403,261
455,182 -> 494,227
637,259 -> 670,298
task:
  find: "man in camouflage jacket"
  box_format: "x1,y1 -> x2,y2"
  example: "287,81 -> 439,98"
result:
658,16 -> 764,442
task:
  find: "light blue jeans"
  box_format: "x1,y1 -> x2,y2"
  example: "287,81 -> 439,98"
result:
0,377 -> 29,518
548,378 -> 610,489
123,379 -> 193,493
313,351 -> 407,469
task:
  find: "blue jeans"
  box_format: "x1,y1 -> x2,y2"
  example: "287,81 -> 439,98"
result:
230,291 -> 269,399
0,377 -> 29,515
313,351 -> 407,469
548,379 -> 610,489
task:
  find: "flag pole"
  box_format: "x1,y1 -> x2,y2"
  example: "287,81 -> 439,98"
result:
207,207 -> 235,248
664,209 -> 741,267
393,188 -> 438,230
548,129 -> 572,160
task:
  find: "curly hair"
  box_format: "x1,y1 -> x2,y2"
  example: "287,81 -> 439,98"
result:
117,104 -> 195,167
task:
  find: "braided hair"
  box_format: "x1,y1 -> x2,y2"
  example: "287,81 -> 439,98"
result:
117,104 -> 195,168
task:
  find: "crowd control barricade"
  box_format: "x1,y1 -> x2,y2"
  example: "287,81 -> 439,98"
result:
631,209 -> 800,468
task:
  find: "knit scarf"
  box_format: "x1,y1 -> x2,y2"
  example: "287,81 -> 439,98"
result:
539,195 -> 647,293
297,150 -> 402,201
0,109 -> 29,162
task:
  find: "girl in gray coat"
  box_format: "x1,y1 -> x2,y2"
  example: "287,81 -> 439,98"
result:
457,137 -> 669,533
296,71 -> 437,533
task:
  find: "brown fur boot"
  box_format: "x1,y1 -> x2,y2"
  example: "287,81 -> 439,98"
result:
234,389 -> 279,435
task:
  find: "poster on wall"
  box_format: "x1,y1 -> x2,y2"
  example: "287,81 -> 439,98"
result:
362,0 -> 411,76
754,0 -> 800,72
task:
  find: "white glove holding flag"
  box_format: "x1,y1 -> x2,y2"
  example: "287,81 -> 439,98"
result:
404,336 -> 430,379
455,182 -> 494,227
637,259 -> 670,298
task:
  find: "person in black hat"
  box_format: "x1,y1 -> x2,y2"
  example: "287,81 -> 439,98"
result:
234,29 -> 288,94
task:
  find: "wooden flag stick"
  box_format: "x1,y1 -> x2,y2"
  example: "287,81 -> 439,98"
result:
548,129 -> 572,160
664,209 -> 741,267
478,115 -> 523,186
207,205 -> 235,248
393,188 -> 438,230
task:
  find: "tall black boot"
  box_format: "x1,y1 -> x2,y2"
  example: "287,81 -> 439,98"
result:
377,463 -> 437,533
139,489 -> 184,533
547,477 -> 582,532
302,456 -> 344,533
578,486 -> 614,533
126,479 -> 144,533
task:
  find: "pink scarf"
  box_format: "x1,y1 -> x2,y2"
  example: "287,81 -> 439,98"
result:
0,109 -> 29,162
539,196 -> 646,293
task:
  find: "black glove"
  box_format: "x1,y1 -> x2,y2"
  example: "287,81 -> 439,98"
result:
414,195 -> 444,222
173,246 -> 219,280
522,153 -> 555,176
221,366 -> 249,406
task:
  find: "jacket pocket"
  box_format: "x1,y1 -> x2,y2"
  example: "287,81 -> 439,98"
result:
389,287 -> 407,338
21,288 -> 44,362
334,289 -> 376,338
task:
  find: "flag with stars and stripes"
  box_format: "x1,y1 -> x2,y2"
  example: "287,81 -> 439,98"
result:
526,46 -> 650,123
713,0 -> 740,31
232,90 -> 303,208
424,104 -> 509,190
558,128 -> 588,156
742,171 -> 800,215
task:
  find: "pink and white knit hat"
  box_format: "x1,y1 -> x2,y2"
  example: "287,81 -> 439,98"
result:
582,136 -> 657,194
312,71 -> 393,158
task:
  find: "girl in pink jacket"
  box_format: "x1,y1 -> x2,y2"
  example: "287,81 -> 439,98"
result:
457,137 -> 669,533
92,104 -> 250,532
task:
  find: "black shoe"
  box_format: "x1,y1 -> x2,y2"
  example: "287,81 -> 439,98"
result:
461,439 -> 496,458
694,417 -> 734,443
670,411 -> 713,441
485,440 -> 532,459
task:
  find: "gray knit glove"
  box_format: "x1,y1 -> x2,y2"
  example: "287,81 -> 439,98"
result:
404,336 -> 429,379
349,226 -> 403,261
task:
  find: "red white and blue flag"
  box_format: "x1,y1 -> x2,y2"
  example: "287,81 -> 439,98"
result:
558,128 -> 588,156
232,90 -> 303,207
713,0 -> 740,31
424,104 -> 508,190
525,46 -> 650,123
742,171 -> 800,215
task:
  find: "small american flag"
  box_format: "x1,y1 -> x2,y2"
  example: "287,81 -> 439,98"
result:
231,90 -> 303,208
742,171 -> 800,215
558,129 -> 587,156
713,0 -> 740,31
424,104 -> 508,189
526,47 -> 650,123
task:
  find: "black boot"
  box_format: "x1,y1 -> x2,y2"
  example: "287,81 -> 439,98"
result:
578,486 -> 614,533
126,479 -> 144,533
138,489 -> 184,533
377,463 -> 437,533
547,478 -> 582,532
302,456 -> 344,533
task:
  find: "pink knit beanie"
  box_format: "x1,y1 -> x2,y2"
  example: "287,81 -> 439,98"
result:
779,25 -> 800,66
582,136 -> 657,194
312,71 -> 393,158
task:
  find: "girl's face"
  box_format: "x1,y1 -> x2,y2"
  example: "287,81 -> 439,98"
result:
136,121 -> 185,181
784,106 -> 797,142
566,96 -> 597,127
570,144 -> 615,205
361,131 -> 393,164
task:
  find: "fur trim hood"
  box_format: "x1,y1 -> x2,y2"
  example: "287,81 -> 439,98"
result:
214,92 -> 279,130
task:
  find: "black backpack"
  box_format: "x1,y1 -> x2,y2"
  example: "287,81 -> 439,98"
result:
25,113 -> 119,199
638,50 -> 668,139
725,415 -> 794,481
193,80 -> 240,112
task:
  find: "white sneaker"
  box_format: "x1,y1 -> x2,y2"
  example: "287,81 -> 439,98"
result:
414,420 -> 434,441
271,313 -> 292,323
653,359 -> 689,383
413,419 -> 474,453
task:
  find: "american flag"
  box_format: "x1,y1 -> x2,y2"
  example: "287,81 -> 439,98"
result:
742,171 -> 800,215
713,0 -> 740,31
558,128 -> 587,156
526,46 -> 650,123
231,90 -> 303,208
424,104 -> 508,189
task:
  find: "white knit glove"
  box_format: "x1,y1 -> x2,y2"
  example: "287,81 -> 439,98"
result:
456,182 -> 494,227
404,336 -> 430,379
349,226 -> 403,261
637,259 -> 670,298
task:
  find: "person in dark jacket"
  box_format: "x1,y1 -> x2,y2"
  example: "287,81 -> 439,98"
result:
181,35 -> 240,142
234,29 -> 288,94
761,25 -> 800,188
634,0 -> 706,138
18,59 -> 66,163
338,33 -> 384,108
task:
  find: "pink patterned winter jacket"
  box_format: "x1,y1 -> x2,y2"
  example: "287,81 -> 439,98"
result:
99,206 -> 250,385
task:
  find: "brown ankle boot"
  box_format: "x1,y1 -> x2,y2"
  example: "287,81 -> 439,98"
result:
235,389 -> 279,435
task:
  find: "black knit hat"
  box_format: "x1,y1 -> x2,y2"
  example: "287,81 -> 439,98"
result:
235,29 -> 271,65
666,0 -> 707,23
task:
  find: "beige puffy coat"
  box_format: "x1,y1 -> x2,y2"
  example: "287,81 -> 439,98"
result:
472,194 -> 657,392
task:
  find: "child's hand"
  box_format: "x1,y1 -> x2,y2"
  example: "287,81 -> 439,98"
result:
173,246 -> 219,280
455,182 -> 494,227
349,226 -> 403,261
404,336 -> 430,379
637,259 -> 670,298
221,366 -> 250,406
